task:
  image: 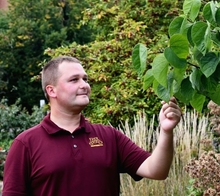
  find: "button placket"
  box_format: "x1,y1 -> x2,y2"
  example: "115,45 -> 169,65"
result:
71,134 -> 77,148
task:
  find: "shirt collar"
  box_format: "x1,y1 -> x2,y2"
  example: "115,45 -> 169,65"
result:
41,113 -> 90,134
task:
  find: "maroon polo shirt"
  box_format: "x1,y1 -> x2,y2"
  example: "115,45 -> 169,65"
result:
3,114 -> 150,196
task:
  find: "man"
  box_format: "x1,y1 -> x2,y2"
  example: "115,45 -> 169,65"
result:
3,56 -> 181,196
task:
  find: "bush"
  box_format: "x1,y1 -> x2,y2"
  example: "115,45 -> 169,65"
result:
0,98 -> 45,180
207,101 -> 220,153
185,151 -> 220,195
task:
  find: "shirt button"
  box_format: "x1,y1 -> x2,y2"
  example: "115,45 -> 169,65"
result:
71,135 -> 74,138
73,144 -> 77,148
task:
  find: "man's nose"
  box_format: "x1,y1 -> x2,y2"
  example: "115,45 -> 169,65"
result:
79,79 -> 89,88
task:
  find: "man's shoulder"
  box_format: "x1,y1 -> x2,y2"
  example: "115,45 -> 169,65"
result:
15,123 -> 43,140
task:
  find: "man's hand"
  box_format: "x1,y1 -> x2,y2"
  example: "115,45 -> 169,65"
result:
159,97 -> 181,133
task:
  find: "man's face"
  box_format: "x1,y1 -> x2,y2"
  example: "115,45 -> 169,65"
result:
51,61 -> 91,111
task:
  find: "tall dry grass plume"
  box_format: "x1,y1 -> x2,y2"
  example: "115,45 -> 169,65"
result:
119,109 -> 212,196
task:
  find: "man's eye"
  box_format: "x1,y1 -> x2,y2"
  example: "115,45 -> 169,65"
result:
84,78 -> 88,82
70,78 -> 78,82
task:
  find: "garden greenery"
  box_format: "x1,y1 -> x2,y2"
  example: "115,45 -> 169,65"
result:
0,98 -> 45,180
44,0 -> 183,126
132,0 -> 220,112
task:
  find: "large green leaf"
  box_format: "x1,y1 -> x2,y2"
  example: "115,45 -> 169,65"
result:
132,43 -> 147,76
207,84 -> 220,105
203,2 -> 217,26
190,92 -> 206,112
143,69 -> 154,90
153,72 -> 174,102
168,17 -> 184,37
191,22 -> 210,55
179,77 -> 195,104
173,67 -> 186,86
183,0 -> 201,22
198,52 -> 219,78
190,68 -> 203,91
200,74 -> 218,94
152,54 -> 169,88
156,84 -> 171,103
170,34 -> 189,58
164,47 -> 187,69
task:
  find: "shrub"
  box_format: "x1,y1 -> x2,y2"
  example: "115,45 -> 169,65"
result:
185,151 -> 220,195
207,101 -> 220,153
0,98 -> 45,180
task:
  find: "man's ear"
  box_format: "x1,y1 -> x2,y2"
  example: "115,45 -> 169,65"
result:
45,85 -> 56,98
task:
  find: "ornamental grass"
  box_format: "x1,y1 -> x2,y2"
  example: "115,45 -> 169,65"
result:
119,109 -> 212,196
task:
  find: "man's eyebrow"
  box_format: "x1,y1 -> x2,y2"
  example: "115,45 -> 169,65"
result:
69,74 -> 88,78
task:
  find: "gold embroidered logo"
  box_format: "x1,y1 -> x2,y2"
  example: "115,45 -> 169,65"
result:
89,137 -> 103,147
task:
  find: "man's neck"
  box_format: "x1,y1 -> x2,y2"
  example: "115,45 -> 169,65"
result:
50,110 -> 81,133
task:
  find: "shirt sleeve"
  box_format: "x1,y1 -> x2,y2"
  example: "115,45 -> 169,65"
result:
116,130 -> 151,181
3,139 -> 31,196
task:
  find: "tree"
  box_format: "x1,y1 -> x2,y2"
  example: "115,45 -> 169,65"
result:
0,0 -> 94,110
44,0 -> 184,126
132,0 -> 220,112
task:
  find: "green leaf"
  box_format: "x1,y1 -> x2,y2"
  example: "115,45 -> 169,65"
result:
190,68 -> 203,91
216,8 -> 220,25
191,22 -> 210,55
156,84 -> 171,103
207,84 -> 220,105
179,77 -> 195,104
211,31 -> 220,46
152,54 -> 169,88
190,92 -> 206,112
200,74 -> 218,94
168,17 -> 184,37
153,72 -> 174,102
199,52 -> 219,78
187,25 -> 194,47
183,0 -> 201,22
173,67 -> 186,86
164,47 -> 187,69
203,2 -> 217,26
170,34 -> 189,58
143,69 -> 154,90
168,17 -> 192,37
132,43 -> 147,76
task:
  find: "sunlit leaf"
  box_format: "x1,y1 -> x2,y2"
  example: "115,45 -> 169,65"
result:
143,69 -> 154,90
173,67 -> 185,86
191,22 -> 210,55
203,2 -> 217,26
152,54 -> 168,88
132,43 -> 147,76
170,34 -> 189,58
183,0 -> 201,22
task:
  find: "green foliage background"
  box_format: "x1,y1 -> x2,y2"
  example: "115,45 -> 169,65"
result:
132,0 -> 220,114
0,0 -> 94,111
45,0 -> 184,126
